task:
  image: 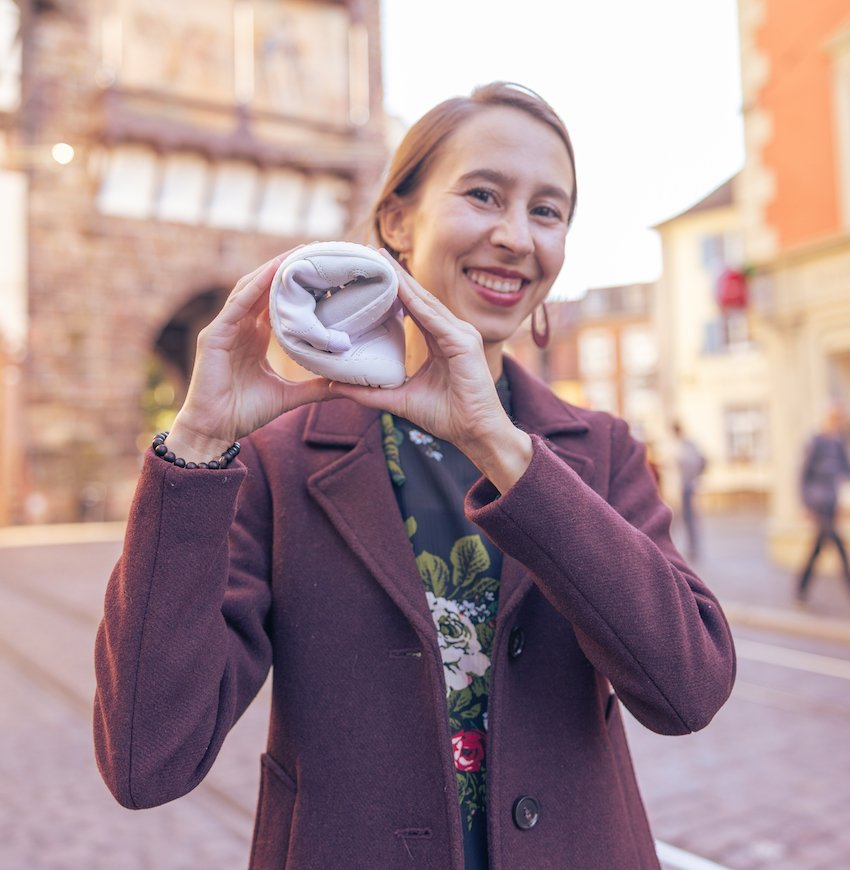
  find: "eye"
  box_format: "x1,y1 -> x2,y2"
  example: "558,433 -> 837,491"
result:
465,187 -> 498,205
531,203 -> 564,221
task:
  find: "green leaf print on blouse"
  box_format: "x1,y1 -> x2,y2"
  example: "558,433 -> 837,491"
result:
380,412 -> 406,486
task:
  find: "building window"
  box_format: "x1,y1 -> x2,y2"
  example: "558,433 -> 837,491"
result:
302,174 -> 349,237
578,329 -> 615,378
256,168 -> 308,236
156,153 -> 209,224
620,325 -> 657,375
206,160 -> 260,230
700,232 -> 744,277
96,145 -> 159,219
583,381 -> 618,414
703,310 -> 752,354
724,406 -> 767,463
623,381 -> 658,419
0,0 -> 20,113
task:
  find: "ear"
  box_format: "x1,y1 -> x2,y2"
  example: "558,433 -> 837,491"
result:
378,194 -> 413,256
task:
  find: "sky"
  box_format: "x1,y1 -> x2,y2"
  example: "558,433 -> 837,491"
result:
380,0 -> 745,299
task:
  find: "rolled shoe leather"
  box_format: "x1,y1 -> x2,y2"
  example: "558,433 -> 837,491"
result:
269,242 -> 406,388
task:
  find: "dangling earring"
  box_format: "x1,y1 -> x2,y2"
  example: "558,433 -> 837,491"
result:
531,303 -> 550,349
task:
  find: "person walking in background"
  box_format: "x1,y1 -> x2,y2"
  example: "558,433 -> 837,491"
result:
672,421 -> 707,561
797,404 -> 850,601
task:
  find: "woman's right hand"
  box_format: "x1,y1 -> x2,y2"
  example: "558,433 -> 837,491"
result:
164,254 -> 336,462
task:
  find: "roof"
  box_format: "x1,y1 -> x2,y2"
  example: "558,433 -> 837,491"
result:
653,174 -> 739,228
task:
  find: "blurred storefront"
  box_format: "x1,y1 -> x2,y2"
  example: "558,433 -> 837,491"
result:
737,0 -> 850,564
1,0 -> 388,524
653,176 -> 772,513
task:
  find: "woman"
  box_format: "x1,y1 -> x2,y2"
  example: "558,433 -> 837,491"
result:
94,82 -> 735,870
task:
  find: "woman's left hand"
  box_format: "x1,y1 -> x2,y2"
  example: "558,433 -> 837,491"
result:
330,253 -> 533,491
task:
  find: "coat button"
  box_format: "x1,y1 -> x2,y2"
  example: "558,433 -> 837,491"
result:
512,795 -> 540,830
508,626 -> 525,659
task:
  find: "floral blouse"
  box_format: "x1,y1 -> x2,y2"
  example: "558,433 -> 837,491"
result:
381,378 -> 511,870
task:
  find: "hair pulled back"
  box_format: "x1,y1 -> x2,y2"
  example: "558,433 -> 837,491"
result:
370,82 -> 577,257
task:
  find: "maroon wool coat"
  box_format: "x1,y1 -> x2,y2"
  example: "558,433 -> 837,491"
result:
94,356 -> 735,870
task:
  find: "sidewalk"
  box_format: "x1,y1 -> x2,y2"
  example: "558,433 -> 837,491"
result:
676,510 -> 850,643
1,512 -> 849,869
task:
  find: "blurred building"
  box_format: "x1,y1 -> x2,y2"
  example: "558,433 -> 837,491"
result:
507,299 -> 581,403
737,0 -> 850,563
0,0 -> 388,523
508,282 -> 662,451
574,282 -> 661,446
653,175 -> 772,512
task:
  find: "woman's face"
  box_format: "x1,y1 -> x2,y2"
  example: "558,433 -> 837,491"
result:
396,105 -> 575,349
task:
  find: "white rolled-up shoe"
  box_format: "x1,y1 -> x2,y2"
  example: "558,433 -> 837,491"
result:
269,242 -> 406,388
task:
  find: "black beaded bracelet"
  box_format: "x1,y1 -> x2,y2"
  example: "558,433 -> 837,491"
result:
151,431 -> 241,470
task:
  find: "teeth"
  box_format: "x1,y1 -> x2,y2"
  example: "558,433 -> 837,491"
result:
466,269 -> 523,293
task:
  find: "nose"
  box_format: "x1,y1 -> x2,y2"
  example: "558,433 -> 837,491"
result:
490,206 -> 534,256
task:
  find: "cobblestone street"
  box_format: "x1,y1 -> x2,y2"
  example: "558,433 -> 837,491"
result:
2,511 -> 850,868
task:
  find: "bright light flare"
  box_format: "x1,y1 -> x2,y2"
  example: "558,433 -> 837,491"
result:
51,143 -> 75,165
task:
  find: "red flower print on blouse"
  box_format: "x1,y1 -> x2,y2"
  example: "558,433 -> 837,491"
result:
452,729 -> 486,772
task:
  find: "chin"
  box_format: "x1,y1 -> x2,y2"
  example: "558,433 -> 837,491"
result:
475,324 -> 519,346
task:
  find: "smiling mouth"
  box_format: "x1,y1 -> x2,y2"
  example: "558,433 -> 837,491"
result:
465,269 -> 526,294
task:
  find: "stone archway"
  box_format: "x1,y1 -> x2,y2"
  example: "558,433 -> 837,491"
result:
142,287 -> 228,438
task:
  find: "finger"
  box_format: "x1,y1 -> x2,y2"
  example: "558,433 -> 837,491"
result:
399,281 -> 478,352
327,383 -> 406,418
286,376 -> 341,408
229,257 -> 278,297
229,244 -> 303,298
222,258 -> 282,322
379,250 -> 443,312
378,249 -> 459,327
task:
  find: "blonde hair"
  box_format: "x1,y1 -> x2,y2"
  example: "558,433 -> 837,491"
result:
369,82 -> 577,257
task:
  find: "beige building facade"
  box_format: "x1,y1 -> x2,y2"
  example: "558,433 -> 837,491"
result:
653,177 -> 772,512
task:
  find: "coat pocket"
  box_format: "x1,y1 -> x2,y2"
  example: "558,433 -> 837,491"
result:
249,753 -> 297,870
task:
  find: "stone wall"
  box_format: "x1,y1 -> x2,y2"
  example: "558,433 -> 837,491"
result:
16,0 -> 388,522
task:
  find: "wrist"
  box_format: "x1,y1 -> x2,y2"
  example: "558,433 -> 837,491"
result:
152,431 -> 240,469
161,419 -> 235,465
462,423 -> 533,494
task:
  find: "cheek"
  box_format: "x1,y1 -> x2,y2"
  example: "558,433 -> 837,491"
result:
540,234 -> 567,278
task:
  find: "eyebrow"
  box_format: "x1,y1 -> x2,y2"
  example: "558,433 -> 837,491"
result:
456,168 -> 573,206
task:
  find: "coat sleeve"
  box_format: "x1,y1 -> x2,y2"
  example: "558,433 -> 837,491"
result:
465,426 -> 736,736
93,440 -> 274,808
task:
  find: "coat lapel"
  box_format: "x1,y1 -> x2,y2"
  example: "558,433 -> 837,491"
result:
302,357 -> 601,633
303,401 -> 436,637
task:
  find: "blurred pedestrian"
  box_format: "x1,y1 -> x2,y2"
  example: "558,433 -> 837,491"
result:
796,404 -> 850,601
672,421 -> 707,560
94,82 -> 735,870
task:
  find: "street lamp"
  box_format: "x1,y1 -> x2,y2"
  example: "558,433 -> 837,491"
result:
50,142 -> 74,165
0,138 -> 77,169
